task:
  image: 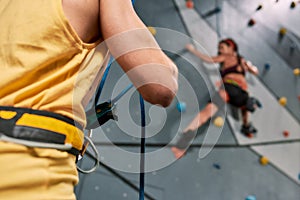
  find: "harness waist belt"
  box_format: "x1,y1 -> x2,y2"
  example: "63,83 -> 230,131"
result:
223,79 -> 240,87
0,106 -> 84,155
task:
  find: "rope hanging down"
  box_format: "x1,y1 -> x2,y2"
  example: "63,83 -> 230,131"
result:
139,94 -> 146,200
79,1 -> 147,199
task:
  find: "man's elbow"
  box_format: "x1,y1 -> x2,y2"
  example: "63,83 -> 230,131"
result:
140,84 -> 177,107
155,86 -> 177,107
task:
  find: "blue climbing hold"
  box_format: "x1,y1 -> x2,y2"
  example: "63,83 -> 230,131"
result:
264,63 -> 270,70
176,102 -> 186,112
215,7 -> 221,12
245,195 -> 256,200
256,4 -> 263,11
213,163 -> 221,170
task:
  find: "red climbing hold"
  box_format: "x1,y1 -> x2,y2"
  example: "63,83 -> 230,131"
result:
283,130 -> 289,137
248,19 -> 256,26
186,0 -> 194,9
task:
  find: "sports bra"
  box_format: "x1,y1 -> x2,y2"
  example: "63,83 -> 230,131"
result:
220,64 -> 245,78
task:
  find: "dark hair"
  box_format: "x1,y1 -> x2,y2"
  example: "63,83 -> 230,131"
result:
219,38 -> 238,52
219,38 -> 242,65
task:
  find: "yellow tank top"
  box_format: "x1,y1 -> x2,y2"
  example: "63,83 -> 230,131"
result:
0,0 -> 109,127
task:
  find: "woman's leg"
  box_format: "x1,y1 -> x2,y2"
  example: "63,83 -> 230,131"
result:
183,103 -> 218,132
240,107 -> 257,136
171,100 -> 219,159
241,107 -> 248,126
223,83 -> 259,136
171,88 -> 228,159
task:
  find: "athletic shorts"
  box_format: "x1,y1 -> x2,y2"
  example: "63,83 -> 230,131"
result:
223,83 -> 249,107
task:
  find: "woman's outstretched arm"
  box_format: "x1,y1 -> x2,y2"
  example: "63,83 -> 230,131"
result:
186,43 -> 225,64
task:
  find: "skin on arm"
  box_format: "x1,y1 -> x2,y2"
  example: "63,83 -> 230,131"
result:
100,0 -> 178,107
243,60 -> 259,75
185,44 -> 225,64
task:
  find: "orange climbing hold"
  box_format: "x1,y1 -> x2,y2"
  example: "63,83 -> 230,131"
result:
186,0 -> 194,9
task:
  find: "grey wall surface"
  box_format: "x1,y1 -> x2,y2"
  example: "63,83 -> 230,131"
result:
75,1 -> 300,199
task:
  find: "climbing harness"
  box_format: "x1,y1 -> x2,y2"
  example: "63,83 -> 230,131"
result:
0,106 -> 84,156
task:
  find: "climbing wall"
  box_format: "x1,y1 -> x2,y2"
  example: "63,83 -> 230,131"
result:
75,0 -> 300,199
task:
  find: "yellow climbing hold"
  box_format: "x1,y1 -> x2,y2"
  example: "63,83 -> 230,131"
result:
147,26 -> 157,36
293,68 -> 300,76
279,97 -> 287,106
260,156 -> 269,166
213,116 -> 224,127
279,27 -> 287,36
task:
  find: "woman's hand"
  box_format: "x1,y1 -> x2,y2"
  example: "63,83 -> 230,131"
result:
245,60 -> 259,76
186,43 -> 225,64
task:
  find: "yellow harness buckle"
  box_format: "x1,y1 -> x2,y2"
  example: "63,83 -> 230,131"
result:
0,111 -> 17,119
